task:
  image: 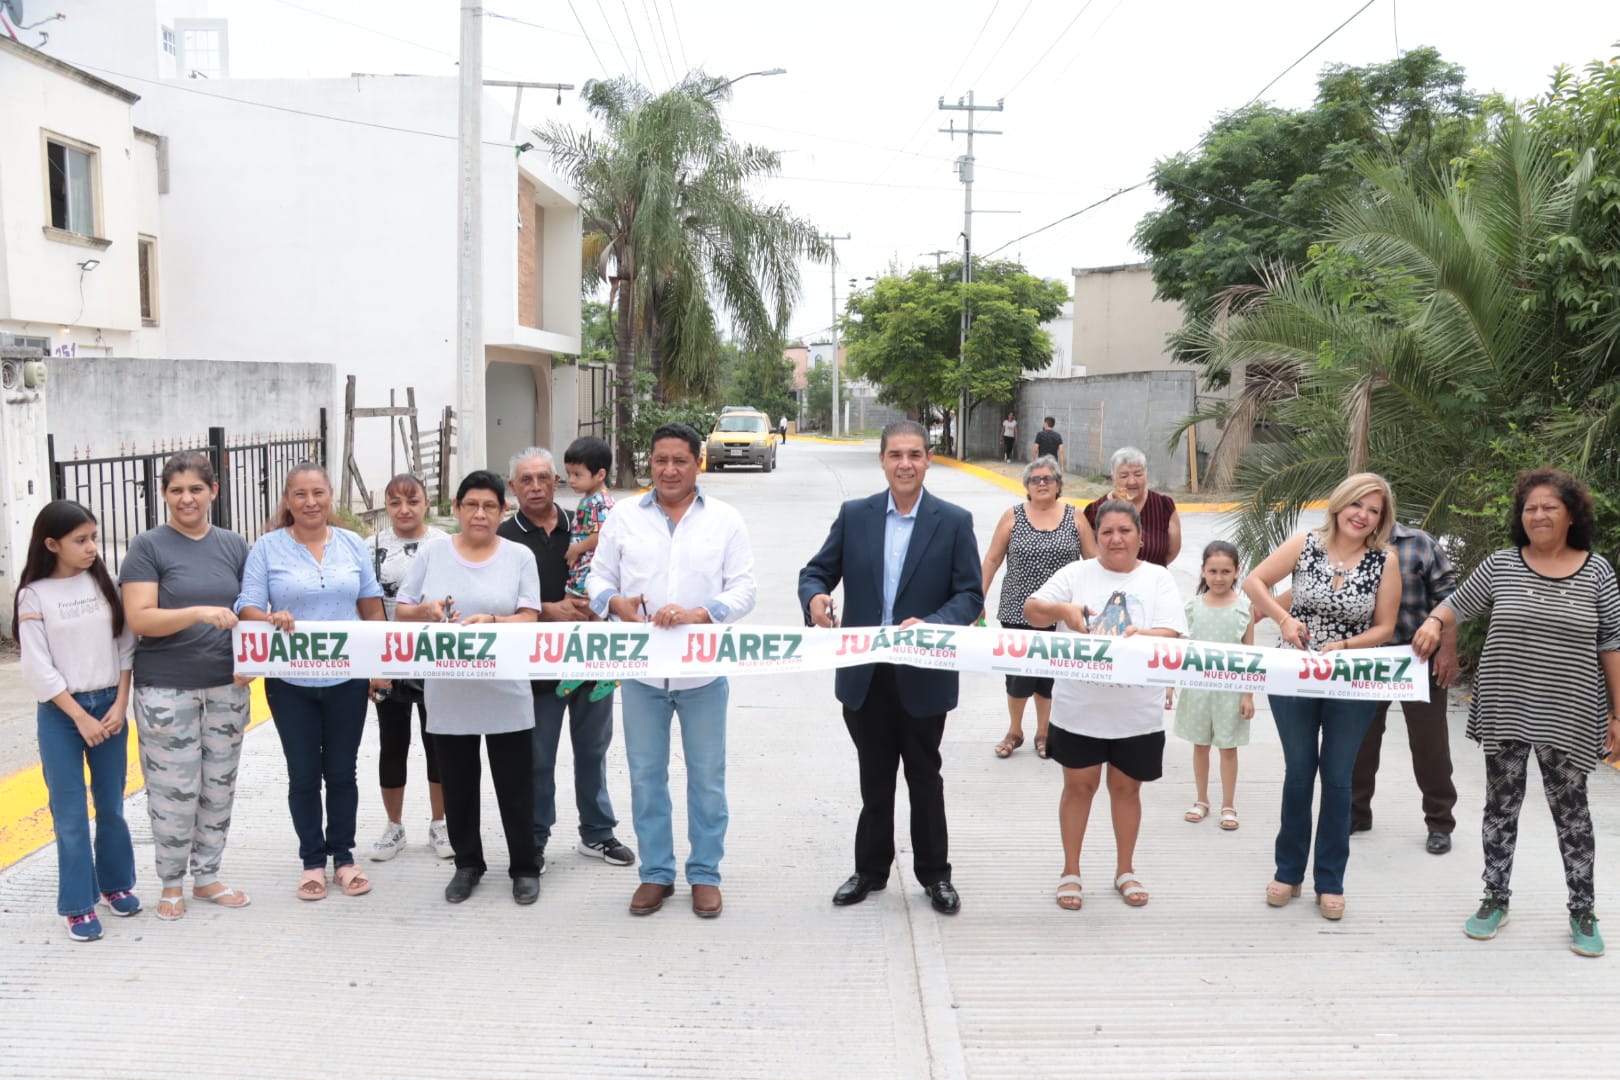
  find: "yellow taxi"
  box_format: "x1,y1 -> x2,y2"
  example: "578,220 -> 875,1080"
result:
704,410 -> 779,472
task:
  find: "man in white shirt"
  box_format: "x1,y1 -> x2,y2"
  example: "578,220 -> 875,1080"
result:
588,423 -> 757,918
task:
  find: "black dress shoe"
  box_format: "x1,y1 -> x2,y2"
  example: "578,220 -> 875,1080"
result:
1426,831 -> 1452,855
444,868 -> 483,903
832,873 -> 887,907
925,880 -> 960,915
512,875 -> 541,905
1349,821 -> 1372,834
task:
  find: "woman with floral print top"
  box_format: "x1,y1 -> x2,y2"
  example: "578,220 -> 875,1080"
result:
1244,473 -> 1401,922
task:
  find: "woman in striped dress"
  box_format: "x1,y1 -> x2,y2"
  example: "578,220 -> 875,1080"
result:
980,455 -> 1095,759
1414,468 -> 1620,958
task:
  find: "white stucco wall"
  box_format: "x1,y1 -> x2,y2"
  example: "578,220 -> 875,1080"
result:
0,40 -> 147,346
1069,264 -> 1184,377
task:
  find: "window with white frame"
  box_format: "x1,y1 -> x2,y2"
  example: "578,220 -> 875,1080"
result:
162,26 -> 177,56
175,18 -> 229,79
45,135 -> 98,237
138,236 -> 159,324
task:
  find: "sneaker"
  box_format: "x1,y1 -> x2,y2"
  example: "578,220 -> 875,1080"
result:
578,837 -> 636,866
427,819 -> 455,860
1570,909 -> 1605,957
370,821 -> 406,862
101,890 -> 142,917
1464,895 -> 1510,940
66,913 -> 103,942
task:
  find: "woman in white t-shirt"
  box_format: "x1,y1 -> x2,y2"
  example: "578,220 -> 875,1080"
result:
1025,499 -> 1187,912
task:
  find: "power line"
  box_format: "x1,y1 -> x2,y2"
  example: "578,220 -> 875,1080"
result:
650,0 -> 683,78
981,0 -> 1382,259
869,1 -> 1003,187
640,0 -> 675,83
968,0 -> 1036,90
1002,0 -> 1098,98
266,0 -> 523,79
1244,0 -> 1377,107
592,0 -> 636,79
617,0 -> 653,85
561,0 -> 609,75
664,0 -> 690,73
68,58 -> 524,148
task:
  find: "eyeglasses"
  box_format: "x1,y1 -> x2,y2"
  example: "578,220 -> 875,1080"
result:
1027,476 -> 1057,486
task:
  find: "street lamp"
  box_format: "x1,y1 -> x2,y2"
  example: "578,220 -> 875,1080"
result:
711,68 -> 786,94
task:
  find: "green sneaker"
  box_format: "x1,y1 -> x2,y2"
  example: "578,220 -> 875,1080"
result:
1570,909 -> 1604,957
1463,895 -> 1510,940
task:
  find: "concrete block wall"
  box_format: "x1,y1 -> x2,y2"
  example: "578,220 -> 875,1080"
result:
1015,370 -> 1196,490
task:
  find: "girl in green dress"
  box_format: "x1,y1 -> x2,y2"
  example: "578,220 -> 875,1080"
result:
1171,542 -> 1254,831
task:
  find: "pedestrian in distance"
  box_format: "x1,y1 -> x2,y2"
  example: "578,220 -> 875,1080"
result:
16,500 -> 139,941
589,423 -> 757,918
1084,447 -> 1181,568
366,473 -> 452,863
236,462 -> 387,902
1032,416 -> 1065,472
396,471 -> 544,905
1413,468 -> 1620,958
979,454 -> 1095,760
1023,499 -> 1187,912
500,445 -> 636,877
556,436 -> 618,702
1001,411 -> 1018,463
1350,521 -> 1462,854
120,451 -> 254,920
800,419 -> 984,916
1169,541 -> 1254,832
779,415 -> 789,442
1244,473 -> 1401,921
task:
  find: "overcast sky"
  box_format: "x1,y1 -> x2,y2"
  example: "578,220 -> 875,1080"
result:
209,0 -> 1618,340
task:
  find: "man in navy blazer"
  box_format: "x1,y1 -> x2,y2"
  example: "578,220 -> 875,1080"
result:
798,420 -> 983,914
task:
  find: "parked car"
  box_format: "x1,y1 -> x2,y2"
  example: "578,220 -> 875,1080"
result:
719,404 -> 757,414
705,410 -> 778,472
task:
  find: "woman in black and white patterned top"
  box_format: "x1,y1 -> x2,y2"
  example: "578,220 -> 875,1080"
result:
980,455 -> 1096,759
1244,473 -> 1401,921
1414,469 -> 1620,957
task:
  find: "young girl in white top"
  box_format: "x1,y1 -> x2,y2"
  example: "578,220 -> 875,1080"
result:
15,501 -> 138,942
1169,541 -> 1255,832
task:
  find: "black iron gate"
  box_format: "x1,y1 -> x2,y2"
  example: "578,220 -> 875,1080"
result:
48,412 -> 326,572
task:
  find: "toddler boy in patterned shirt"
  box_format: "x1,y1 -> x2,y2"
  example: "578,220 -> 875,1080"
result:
558,436 -> 616,701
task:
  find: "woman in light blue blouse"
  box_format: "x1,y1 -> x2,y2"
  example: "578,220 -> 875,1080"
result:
236,463 -> 385,902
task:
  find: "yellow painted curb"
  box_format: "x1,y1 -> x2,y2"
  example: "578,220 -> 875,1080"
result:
928,455 -> 1326,514
789,434 -> 869,446
0,680 -> 272,871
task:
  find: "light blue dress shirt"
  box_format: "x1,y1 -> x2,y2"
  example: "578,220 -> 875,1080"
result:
882,492 -> 920,625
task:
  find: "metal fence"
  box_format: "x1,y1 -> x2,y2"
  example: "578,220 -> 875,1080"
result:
578,361 -> 613,441
48,414 -> 327,573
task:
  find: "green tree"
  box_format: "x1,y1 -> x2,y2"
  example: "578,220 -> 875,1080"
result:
804,361 -> 848,432
842,258 -> 1066,451
1190,56 -> 1620,577
718,338 -> 797,421
1135,47 -> 1481,373
579,300 -> 615,366
537,73 -> 825,485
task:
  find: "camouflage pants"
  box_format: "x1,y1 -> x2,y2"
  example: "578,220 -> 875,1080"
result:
1482,740 -> 1596,914
134,684 -> 251,888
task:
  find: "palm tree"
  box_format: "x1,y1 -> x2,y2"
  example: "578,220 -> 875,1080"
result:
538,73 -> 826,485
1187,117 -> 1595,567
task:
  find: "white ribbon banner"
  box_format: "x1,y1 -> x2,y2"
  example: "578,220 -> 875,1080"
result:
232,622 -> 1429,702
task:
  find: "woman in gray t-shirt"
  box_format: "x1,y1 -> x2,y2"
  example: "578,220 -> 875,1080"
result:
397,470 -> 542,905
119,452 -> 253,921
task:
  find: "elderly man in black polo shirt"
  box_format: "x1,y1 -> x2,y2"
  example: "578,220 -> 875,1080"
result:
499,446 -> 635,875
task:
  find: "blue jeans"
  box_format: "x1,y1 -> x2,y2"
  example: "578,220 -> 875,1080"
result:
265,679 -> 369,870
38,688 -> 135,917
1269,694 -> 1377,895
620,679 -> 729,886
531,684 -> 618,849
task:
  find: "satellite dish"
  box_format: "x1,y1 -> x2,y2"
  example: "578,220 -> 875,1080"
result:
0,1 -> 22,26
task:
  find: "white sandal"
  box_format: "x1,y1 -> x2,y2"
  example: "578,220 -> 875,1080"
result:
1115,872 -> 1149,907
1184,801 -> 1210,823
192,885 -> 252,908
1055,874 -> 1083,911
1219,807 -> 1239,831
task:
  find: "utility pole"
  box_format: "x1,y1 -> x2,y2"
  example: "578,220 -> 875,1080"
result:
923,248 -> 954,270
455,2 -> 484,477
939,90 -> 1002,458
821,232 -> 850,438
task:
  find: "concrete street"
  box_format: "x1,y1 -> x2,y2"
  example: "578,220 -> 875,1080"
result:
2,438 -> 1618,1078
